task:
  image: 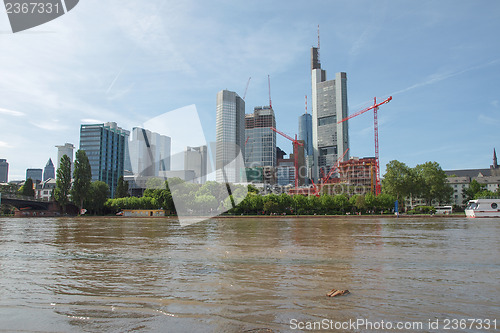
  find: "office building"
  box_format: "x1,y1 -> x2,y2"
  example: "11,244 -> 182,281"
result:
276,141 -> 306,187
311,46 -> 349,181
245,106 -> 277,168
185,145 -> 208,184
299,112 -> 313,156
26,168 -> 43,183
43,158 -> 55,181
79,122 -> 129,198
216,89 -> 245,183
55,143 -> 75,170
0,159 -> 8,183
125,127 -> 171,177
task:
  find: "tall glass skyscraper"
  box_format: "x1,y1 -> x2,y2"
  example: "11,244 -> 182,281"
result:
79,122 -> 130,198
311,47 -> 349,181
299,112 -> 313,156
245,106 -> 276,168
26,168 -> 43,182
216,90 -> 245,183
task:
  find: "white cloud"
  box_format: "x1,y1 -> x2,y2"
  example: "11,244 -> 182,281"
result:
0,107 -> 25,117
0,141 -> 14,148
478,114 -> 500,125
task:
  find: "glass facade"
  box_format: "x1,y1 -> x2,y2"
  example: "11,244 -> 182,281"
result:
298,113 -> 313,156
216,90 -> 245,183
80,122 -> 129,198
245,106 -> 276,168
26,168 -> 42,182
311,46 -> 349,181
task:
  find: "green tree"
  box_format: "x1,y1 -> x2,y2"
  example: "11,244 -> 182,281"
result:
365,192 -> 377,213
462,179 -> 486,203
333,194 -> 349,213
86,181 -> 110,215
54,154 -> 72,213
247,184 -> 260,194
376,193 -> 396,212
382,160 -> 415,202
320,194 -> 335,214
263,194 -> 280,214
19,178 -> 35,197
414,161 -> 453,206
115,176 -> 129,198
71,150 -> 92,213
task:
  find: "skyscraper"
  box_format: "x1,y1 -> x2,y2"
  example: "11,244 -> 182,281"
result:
216,90 -> 245,183
55,143 -> 74,170
26,168 -> 43,183
0,159 -> 8,183
43,158 -> 55,181
79,122 -> 129,198
311,47 -> 349,181
299,112 -> 313,156
184,145 -> 208,184
125,127 -> 171,177
245,106 -> 277,168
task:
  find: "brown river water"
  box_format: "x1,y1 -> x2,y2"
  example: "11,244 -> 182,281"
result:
0,216 -> 498,332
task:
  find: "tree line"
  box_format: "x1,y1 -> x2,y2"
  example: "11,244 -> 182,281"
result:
104,178 -> 397,216
381,160 -> 453,208
54,150 -> 114,214
48,156 -> 457,216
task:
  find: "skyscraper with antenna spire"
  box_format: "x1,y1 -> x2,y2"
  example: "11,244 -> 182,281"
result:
310,26 -> 349,182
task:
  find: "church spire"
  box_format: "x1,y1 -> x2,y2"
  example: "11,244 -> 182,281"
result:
493,148 -> 498,169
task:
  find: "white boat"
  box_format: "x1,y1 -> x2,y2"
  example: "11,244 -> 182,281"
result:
465,198 -> 500,218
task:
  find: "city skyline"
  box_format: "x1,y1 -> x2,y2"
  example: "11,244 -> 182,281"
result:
1,0 -> 499,180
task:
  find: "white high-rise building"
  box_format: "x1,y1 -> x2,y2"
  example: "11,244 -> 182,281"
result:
126,127 -> 171,177
55,143 -> 74,170
184,145 -> 208,184
311,47 -> 349,181
216,90 -> 245,183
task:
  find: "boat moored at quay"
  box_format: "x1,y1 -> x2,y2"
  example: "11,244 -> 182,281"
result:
465,198 -> 500,218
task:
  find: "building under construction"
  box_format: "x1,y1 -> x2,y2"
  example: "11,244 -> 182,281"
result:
290,156 -> 377,196
323,157 -> 377,195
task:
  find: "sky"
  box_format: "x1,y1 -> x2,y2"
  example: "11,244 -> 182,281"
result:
0,0 -> 499,181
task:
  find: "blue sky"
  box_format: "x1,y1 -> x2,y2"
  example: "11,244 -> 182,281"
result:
0,0 -> 499,180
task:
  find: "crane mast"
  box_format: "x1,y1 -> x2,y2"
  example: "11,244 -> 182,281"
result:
337,96 -> 392,195
271,127 -> 304,189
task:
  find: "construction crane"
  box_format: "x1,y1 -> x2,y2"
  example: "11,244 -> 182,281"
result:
271,127 -> 303,189
310,148 -> 349,197
337,96 -> 392,195
243,77 -> 251,100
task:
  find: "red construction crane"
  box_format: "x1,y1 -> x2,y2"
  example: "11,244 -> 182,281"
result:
271,127 -> 304,189
337,96 -> 392,195
310,148 -> 349,197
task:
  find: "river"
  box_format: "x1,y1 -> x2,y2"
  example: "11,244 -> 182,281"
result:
0,216 -> 498,332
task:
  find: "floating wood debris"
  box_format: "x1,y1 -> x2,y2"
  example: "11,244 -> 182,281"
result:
326,289 -> 350,297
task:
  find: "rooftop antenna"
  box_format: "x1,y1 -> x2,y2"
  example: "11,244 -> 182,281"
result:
268,74 -> 272,109
305,95 -> 308,114
317,24 -> 320,65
